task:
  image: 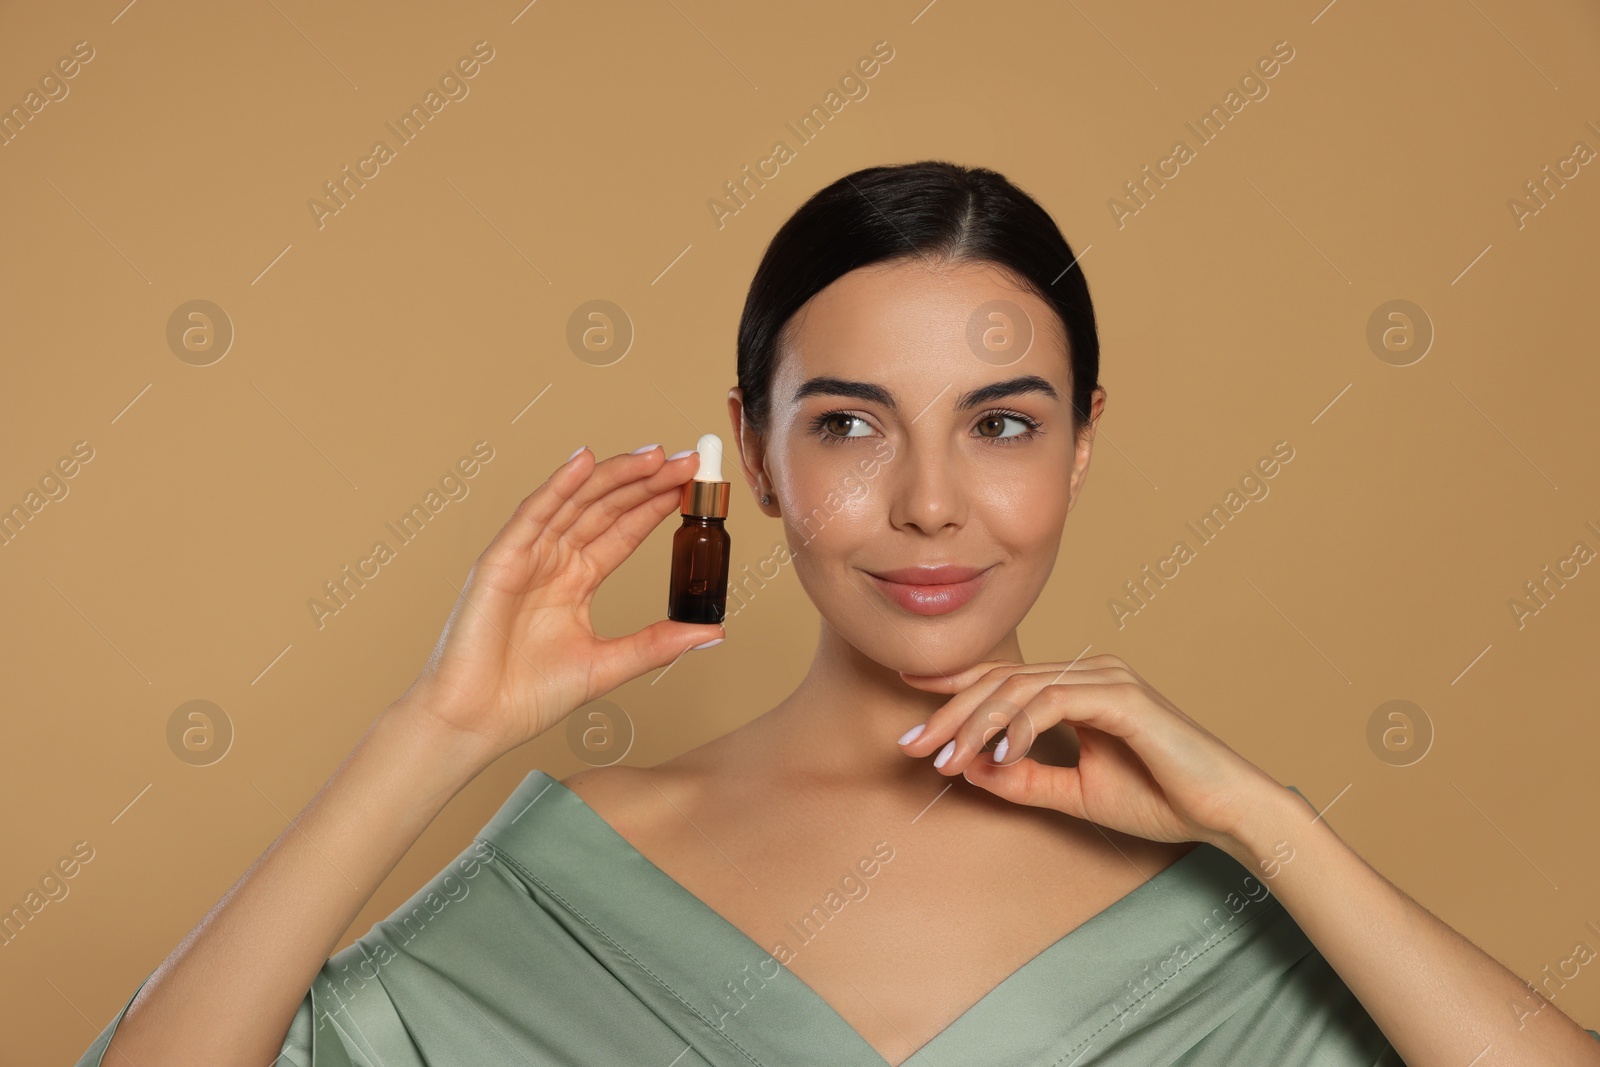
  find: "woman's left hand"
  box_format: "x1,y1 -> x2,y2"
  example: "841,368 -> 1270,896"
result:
897,653 -> 1285,852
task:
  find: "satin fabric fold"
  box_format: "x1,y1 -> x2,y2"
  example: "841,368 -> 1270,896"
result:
74,769 -> 1403,1066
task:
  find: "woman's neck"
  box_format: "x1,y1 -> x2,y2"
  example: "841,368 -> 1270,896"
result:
756,620 -> 1025,782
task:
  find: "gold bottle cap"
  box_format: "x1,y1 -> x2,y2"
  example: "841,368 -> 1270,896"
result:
681,479 -> 730,517
681,433 -> 730,517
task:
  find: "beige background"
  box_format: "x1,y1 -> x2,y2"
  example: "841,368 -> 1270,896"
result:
5,0 -> 1599,1057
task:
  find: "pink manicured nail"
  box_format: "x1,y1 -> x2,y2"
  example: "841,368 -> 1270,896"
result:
667,449 -> 694,460
933,740 -> 955,768
568,445 -> 588,461
993,736 -> 1010,763
631,444 -> 661,455
690,637 -> 723,650
897,723 -> 925,745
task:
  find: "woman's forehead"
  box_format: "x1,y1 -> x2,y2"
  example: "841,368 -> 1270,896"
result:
775,260 -> 1069,394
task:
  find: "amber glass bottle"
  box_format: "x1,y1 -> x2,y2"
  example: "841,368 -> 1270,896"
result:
668,433 -> 731,624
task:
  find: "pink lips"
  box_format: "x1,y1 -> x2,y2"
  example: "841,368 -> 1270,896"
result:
864,564 -> 993,616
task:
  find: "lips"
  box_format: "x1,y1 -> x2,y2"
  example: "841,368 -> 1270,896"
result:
864,563 -> 993,615
867,564 -> 987,585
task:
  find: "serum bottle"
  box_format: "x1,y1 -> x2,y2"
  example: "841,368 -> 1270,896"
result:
668,432 -> 732,624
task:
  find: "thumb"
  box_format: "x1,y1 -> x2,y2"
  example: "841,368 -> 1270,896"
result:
591,619 -> 725,692
898,658 -> 1015,693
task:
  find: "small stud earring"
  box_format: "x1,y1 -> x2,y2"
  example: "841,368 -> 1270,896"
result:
760,493 -> 771,506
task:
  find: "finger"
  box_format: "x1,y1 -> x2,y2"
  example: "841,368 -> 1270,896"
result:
1034,681 -> 1141,740
543,446 -> 686,540
900,665 -> 1122,761
902,662 -> 1024,764
484,447 -> 595,561
961,754 -> 1086,815
898,648 -> 1115,694
938,694 -> 1042,777
897,658 -> 1020,694
930,670 -> 1122,775
587,618 -> 726,697
582,484 -> 686,578
1077,652 -> 1145,684
1029,683 -> 1223,803
563,448 -> 698,550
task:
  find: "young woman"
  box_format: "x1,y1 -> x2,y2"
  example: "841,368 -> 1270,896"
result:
76,162 -> 1599,1066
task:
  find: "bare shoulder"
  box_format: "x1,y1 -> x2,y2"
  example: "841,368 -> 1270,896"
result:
559,761 -> 705,846
560,722 -> 744,821
560,764 -> 650,830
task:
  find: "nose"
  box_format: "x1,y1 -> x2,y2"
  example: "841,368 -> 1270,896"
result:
885,436 -> 966,536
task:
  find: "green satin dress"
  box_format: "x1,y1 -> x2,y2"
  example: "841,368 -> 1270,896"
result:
74,770 -> 1408,1066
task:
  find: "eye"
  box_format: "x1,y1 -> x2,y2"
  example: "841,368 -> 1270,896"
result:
809,410 -> 876,444
807,408 -> 1042,445
974,410 -> 1041,443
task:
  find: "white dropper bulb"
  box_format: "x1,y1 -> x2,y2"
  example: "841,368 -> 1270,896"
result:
693,433 -> 725,482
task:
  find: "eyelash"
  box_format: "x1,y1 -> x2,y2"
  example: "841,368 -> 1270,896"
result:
807,408 -> 1043,446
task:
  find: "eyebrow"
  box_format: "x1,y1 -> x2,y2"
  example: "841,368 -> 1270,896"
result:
789,374 -> 1062,412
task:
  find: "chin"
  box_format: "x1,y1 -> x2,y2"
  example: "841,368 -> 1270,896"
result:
799,557 -> 1038,675
846,620 -> 1010,679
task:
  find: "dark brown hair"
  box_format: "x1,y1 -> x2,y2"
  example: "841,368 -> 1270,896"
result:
736,160 -> 1100,438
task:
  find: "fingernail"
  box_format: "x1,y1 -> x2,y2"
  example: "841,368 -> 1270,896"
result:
568,445 -> 588,461
993,736 -> 1009,763
631,443 -> 660,455
667,449 -> 694,461
897,723 -> 925,746
690,637 -> 723,650
933,740 -> 955,769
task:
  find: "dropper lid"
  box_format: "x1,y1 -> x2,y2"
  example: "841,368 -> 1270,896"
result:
680,432 -> 731,518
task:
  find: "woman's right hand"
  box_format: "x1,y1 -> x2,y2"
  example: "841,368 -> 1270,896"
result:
392,443 -> 724,764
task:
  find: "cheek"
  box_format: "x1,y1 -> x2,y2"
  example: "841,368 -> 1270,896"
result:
977,466 -> 1069,551
777,441 -> 884,541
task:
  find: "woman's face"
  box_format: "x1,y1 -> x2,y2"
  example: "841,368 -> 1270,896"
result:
729,256 -> 1105,678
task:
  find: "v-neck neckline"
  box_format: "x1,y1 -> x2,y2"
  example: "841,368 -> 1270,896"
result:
486,770 -> 1231,1067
